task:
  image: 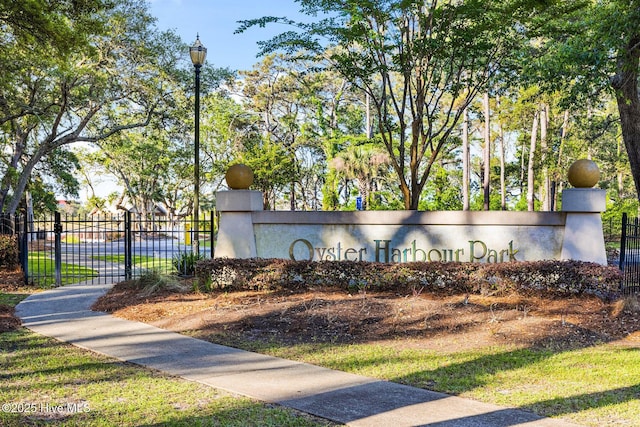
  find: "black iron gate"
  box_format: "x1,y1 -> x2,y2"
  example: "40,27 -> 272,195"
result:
619,212 -> 640,295
11,211 -> 215,287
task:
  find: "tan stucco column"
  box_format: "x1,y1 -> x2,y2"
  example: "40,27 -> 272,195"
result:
560,188 -> 607,265
215,190 -> 262,259
215,164 -> 262,258
559,159 -> 607,265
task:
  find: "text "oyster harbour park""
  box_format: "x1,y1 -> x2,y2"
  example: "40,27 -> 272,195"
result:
288,239 -> 520,263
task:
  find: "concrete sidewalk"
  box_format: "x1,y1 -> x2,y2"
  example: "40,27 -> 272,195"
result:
16,281 -> 582,427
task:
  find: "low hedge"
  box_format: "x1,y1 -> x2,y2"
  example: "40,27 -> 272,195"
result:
195,258 -> 623,299
0,235 -> 19,269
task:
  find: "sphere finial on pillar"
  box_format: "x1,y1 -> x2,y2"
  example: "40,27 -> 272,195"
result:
567,159 -> 600,188
225,164 -> 254,190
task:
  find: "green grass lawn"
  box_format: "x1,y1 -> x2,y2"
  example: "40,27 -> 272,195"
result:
27,253 -> 98,287
94,254 -> 174,273
26,250 -> 203,287
201,338 -> 640,427
0,329 -> 336,427
27,253 -> 173,287
4,269 -> 639,426
0,292 -> 29,306
0,283 -> 336,427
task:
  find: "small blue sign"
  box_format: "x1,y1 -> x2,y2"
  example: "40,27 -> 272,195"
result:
356,196 -> 363,211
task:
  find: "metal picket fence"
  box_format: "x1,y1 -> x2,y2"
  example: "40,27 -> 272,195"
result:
4,210 -> 639,292
7,211 -> 215,287
619,213 -> 640,295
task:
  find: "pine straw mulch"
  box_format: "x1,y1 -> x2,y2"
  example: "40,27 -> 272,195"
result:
4,268 -> 639,352
91,279 -> 640,352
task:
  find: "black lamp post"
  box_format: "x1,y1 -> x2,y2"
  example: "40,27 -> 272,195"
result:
190,35 -> 206,256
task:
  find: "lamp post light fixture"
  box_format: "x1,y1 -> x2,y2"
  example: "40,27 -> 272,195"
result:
190,35 -> 206,256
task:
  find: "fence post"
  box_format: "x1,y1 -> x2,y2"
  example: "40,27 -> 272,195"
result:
20,213 -> 28,282
619,213 -> 628,294
620,213 -> 627,272
54,212 -> 62,286
124,211 -> 132,281
210,210 -> 215,258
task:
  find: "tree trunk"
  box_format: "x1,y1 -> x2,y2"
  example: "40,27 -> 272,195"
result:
520,137 -> 526,197
497,96 -> 506,210
366,93 -> 372,139
539,103 -> 550,211
618,136 -> 625,195
0,130 -> 29,213
527,109 -> 539,211
6,141 -> 53,215
483,93 -> 491,211
290,180 -> 296,211
462,107 -> 470,211
611,35 -> 640,201
551,109 -> 570,211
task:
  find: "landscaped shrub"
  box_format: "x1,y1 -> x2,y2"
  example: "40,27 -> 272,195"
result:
132,269 -> 190,297
0,235 -> 19,269
195,258 -> 623,299
172,251 -> 204,276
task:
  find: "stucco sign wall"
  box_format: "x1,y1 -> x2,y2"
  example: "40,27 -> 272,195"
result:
253,211 -> 565,263
214,158 -> 609,265
214,190 -> 608,266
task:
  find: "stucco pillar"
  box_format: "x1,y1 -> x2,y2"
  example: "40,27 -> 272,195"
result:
560,188 -> 607,265
215,190 -> 262,258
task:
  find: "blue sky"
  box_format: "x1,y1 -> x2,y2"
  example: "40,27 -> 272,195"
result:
148,0 -> 310,71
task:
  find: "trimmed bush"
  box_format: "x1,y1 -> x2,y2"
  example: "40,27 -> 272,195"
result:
195,258 -> 622,299
0,235 -> 19,269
